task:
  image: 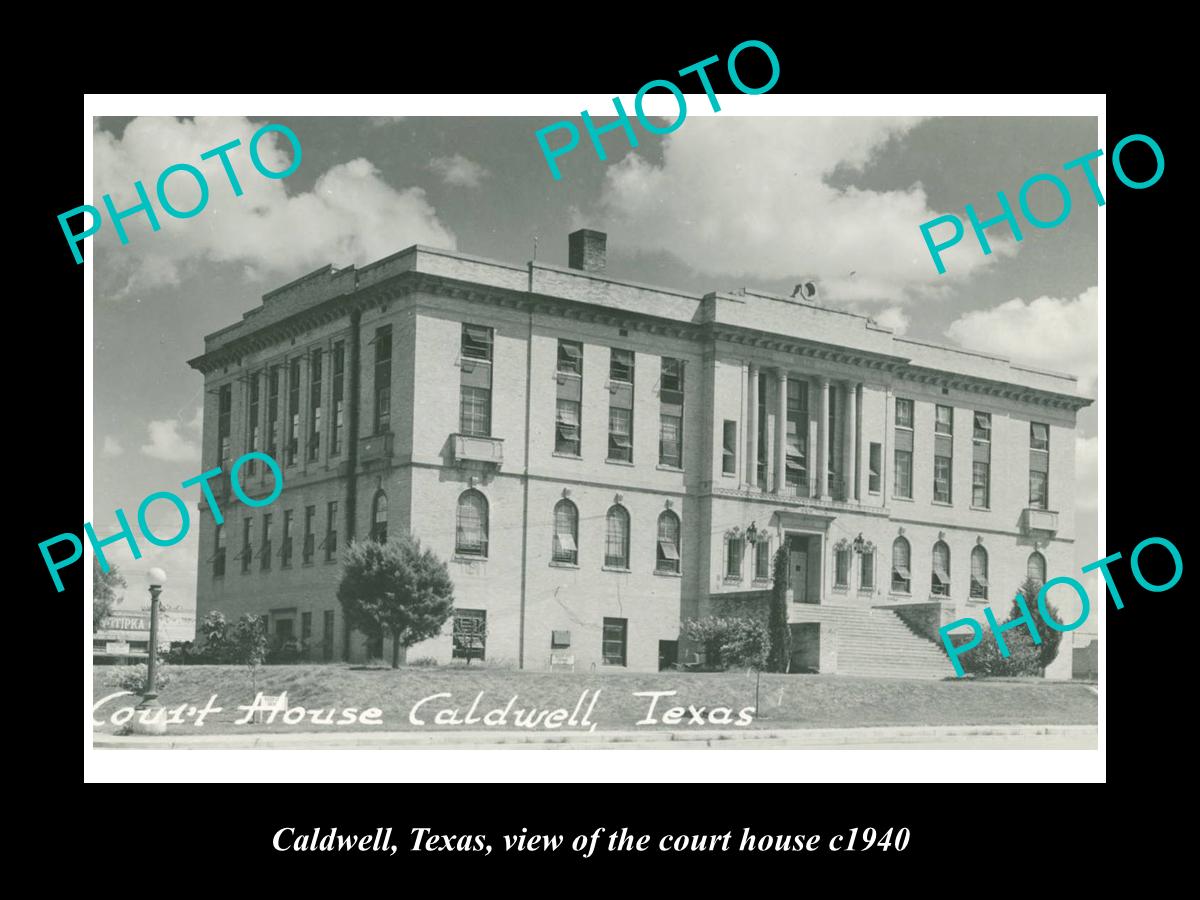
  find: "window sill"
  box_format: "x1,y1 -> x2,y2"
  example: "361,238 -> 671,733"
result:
929,594 -> 951,602
453,555 -> 488,564
892,495 -> 914,503
970,505 -> 991,512
605,458 -> 635,467
654,569 -> 682,578
868,489 -> 881,496
931,500 -> 953,508
889,590 -> 911,599
656,464 -> 684,473
723,577 -> 743,586
553,452 -> 582,460
721,472 -> 737,479
967,597 -> 988,605
550,561 -> 580,569
601,663 -> 628,668
752,578 -> 772,587
602,566 -> 631,574
857,588 -> 875,595
832,584 -> 850,592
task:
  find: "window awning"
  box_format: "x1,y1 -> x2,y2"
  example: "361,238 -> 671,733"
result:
610,434 -> 632,449
559,342 -> 581,359
893,566 -> 910,579
971,574 -> 989,587
556,405 -> 579,426
933,566 -> 950,584
974,413 -> 990,433
658,540 -> 679,561
555,533 -> 577,553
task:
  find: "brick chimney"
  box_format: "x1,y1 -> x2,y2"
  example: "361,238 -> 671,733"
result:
568,229 -> 607,273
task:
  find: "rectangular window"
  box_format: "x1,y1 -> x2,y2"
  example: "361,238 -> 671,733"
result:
606,349 -> 635,462
973,461 -> 990,508
325,501 -> 338,562
331,341 -> 345,456
868,442 -> 882,493
462,324 -> 493,361
213,524 -> 226,578
610,348 -> 634,383
267,367 -> 280,459
301,612 -> 312,650
726,538 -> 743,579
608,406 -> 633,463
892,541 -> 910,593
241,518 -> 253,574
247,375 -> 261,475
460,386 -> 492,436
894,398 -> 913,499
308,349 -> 322,461
460,324 -> 493,438
972,411 -> 991,508
861,550 -> 874,590
934,455 -> 952,504
659,357 -> 683,468
557,339 -> 582,375
261,513 -> 272,571
894,449 -> 913,499
287,357 -> 301,465
452,609 -> 488,662
373,326 -> 392,434
217,383 -> 232,466
755,540 -> 771,581
934,404 -> 953,503
281,510 -> 294,568
323,610 -> 335,661
555,359 -> 582,455
786,378 -> 809,491
722,420 -> 737,475
1030,422 -> 1050,509
834,548 -> 850,588
303,505 -> 316,564
602,617 -> 627,667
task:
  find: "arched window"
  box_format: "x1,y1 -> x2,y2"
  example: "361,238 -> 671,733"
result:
931,540 -> 951,597
552,499 -> 578,565
604,505 -> 630,569
970,545 -> 988,599
1027,550 -> 1046,585
370,491 -> 388,543
456,490 -> 488,557
891,537 -> 911,593
656,510 -> 680,574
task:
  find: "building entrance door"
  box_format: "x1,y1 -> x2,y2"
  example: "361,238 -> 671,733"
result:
789,539 -> 809,604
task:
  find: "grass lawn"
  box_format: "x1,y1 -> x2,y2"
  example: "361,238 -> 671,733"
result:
92,664 -> 1097,737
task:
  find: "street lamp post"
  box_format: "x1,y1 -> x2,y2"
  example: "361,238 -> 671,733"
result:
129,567 -> 167,736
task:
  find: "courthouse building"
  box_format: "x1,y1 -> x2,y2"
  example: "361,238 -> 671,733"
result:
188,230 -> 1091,678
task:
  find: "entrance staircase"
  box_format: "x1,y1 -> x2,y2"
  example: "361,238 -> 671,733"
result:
792,605 -> 953,679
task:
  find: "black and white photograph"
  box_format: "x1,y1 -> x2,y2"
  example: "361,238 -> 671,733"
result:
76,95 -> 1113,787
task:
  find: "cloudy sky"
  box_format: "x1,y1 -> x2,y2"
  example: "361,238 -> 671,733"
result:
90,114 -> 1098,626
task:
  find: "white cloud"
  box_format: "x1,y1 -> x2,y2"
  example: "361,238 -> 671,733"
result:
101,436 -> 124,457
428,154 -> 489,188
368,117 -> 406,127
93,117 -> 456,295
943,286 -> 1098,393
1075,436 -> 1098,514
140,407 -> 202,462
873,307 -> 910,335
591,118 -> 1015,304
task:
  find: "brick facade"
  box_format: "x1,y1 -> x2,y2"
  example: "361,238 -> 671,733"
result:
189,233 -> 1091,678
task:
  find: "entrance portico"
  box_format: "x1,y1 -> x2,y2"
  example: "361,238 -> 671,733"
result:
774,510 -> 832,612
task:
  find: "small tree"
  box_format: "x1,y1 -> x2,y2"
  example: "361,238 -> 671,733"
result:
960,578 -> 1065,677
766,547 -> 792,673
197,610 -> 231,662
230,614 -> 269,692
92,558 -> 126,632
682,616 -> 770,714
338,535 -> 455,669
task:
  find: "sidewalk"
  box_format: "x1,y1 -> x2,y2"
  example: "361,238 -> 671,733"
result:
93,723 -> 1098,750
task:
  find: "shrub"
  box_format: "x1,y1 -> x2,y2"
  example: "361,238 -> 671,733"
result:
681,617 -> 769,672
409,656 -> 440,668
959,577 -> 1065,677
110,663 -> 171,695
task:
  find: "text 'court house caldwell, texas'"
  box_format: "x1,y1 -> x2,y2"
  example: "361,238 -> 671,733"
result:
187,229 -> 1091,678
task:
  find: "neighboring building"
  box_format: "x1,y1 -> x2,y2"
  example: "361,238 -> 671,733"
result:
93,607 -> 196,665
187,230 -> 1092,678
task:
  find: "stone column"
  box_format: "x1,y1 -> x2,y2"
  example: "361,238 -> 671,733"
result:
818,378 -> 831,499
844,381 -> 858,501
774,368 -> 788,493
747,364 -> 759,488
